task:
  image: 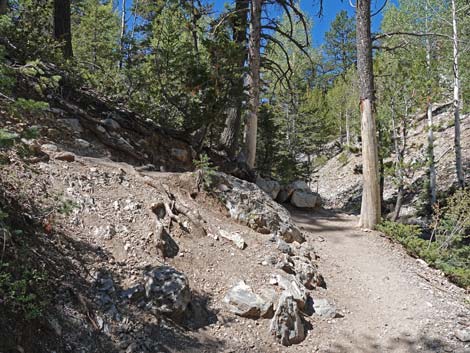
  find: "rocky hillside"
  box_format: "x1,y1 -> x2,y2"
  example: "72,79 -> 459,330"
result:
0,87 -> 329,352
314,106 -> 470,220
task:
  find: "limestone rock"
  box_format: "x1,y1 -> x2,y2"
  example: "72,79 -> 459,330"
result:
212,173 -> 304,243
312,298 -> 336,318
219,229 -> 246,249
256,176 -> 281,200
290,190 -> 321,209
291,256 -> 320,290
270,292 -> 305,346
144,266 -> 191,319
276,239 -> 293,255
224,281 -> 273,319
276,275 -> 307,309
286,180 -> 310,197
455,328 -> 470,342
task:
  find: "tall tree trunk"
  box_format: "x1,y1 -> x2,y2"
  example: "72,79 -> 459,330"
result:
119,0 -> 126,69
0,0 -> 8,15
452,0 -> 464,188
345,110 -> 351,147
219,0 -> 248,159
53,0 -> 73,58
356,0 -> 381,229
425,6 -> 436,206
391,98 -> 408,222
244,0 -> 261,169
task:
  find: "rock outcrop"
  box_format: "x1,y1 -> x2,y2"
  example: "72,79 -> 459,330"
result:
256,176 -> 281,200
213,173 -> 305,243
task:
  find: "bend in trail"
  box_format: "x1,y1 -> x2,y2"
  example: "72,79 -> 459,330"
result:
291,209 -> 469,353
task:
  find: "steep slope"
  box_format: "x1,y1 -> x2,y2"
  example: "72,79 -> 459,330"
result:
314,108 -> 470,219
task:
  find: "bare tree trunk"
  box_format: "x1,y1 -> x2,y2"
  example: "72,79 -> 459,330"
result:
339,112 -> 344,146
452,0 -> 464,188
53,0 -> 73,59
244,0 -> 261,169
391,98 -> 407,222
219,0 -> 248,159
119,0 -> 126,69
0,0 -> 8,15
425,6 -> 437,205
356,0 -> 381,229
345,110 -> 351,147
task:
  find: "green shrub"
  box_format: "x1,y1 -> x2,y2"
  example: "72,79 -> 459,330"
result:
193,153 -> 218,190
0,263 -> 48,320
378,216 -> 470,288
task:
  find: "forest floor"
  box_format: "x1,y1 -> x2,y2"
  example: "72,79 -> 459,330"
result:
292,209 -> 470,353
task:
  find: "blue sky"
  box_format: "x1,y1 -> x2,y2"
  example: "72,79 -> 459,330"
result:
213,0 -> 394,47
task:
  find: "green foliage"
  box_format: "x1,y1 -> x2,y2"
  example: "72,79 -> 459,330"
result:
9,98 -> 49,118
0,263 -> 48,320
337,151 -> 350,166
72,0 -> 121,93
323,10 -> 356,77
3,0 -> 61,62
56,198 -> 79,216
0,129 -> 18,148
378,188 -> 470,289
193,153 -> 218,189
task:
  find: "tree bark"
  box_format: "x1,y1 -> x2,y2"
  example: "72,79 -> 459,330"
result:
345,110 -> 351,147
425,5 -> 436,206
219,0 -> 248,159
53,0 -> 73,58
0,0 -> 8,15
356,0 -> 381,229
119,0 -> 126,69
451,0 -> 464,188
391,98 -> 407,222
244,0 -> 261,169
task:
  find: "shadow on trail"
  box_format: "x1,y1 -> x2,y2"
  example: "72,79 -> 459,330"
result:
323,332 -> 460,353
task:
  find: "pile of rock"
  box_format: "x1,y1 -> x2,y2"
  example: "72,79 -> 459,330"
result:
256,177 -> 322,209
223,239 -> 329,347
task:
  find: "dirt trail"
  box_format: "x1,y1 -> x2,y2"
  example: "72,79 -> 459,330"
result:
291,209 -> 469,353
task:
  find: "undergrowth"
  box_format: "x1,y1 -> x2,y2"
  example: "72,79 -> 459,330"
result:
377,188 -> 470,288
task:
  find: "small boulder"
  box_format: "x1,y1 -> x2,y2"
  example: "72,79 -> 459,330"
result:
59,118 -> 83,133
144,266 -> 191,320
224,281 -> 273,319
256,176 -> 281,200
312,298 -> 337,318
455,328 -> 470,342
276,239 -> 293,255
276,275 -> 307,309
102,118 -> 121,131
270,292 -> 305,346
292,256 -> 320,290
286,180 -> 310,197
40,143 -> 58,153
219,229 -> 246,250
290,190 -> 321,209
75,138 -> 91,148
55,151 -> 76,162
